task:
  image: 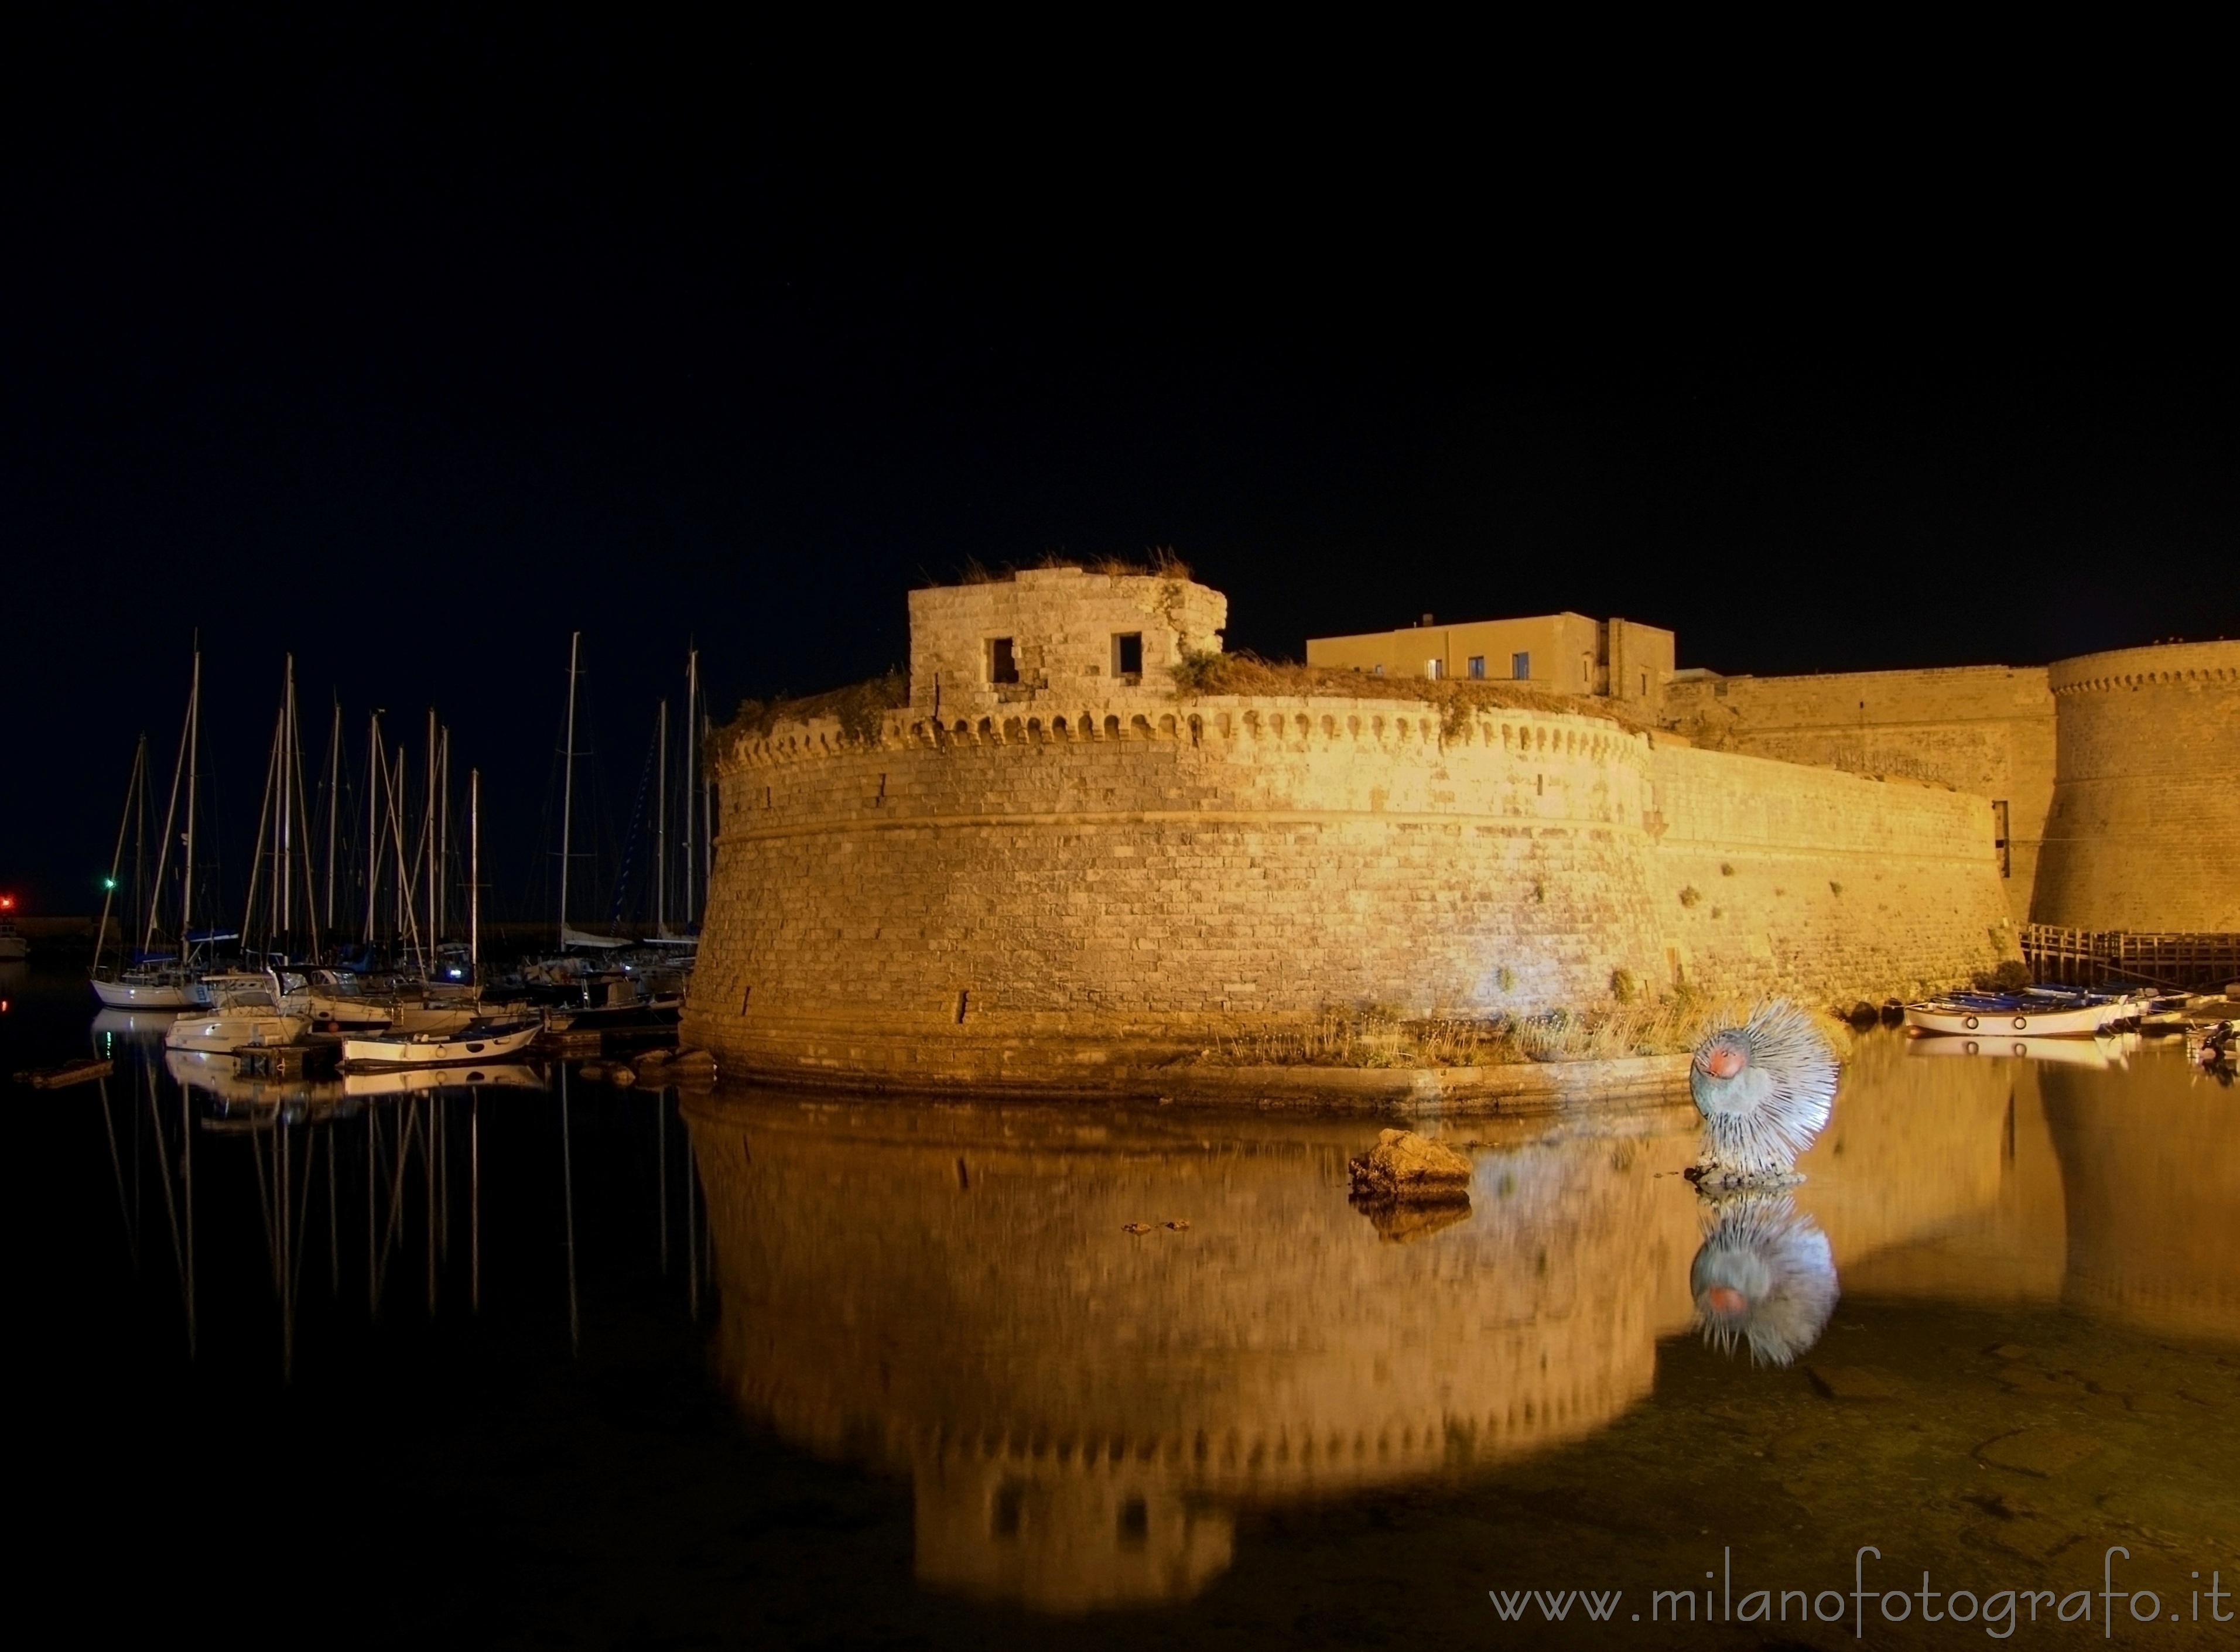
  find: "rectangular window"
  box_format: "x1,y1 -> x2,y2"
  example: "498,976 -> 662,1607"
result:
1373,663 -> 1384,676
1993,799 -> 2010,878
1511,651 -> 1531,680
1468,656 -> 1486,679
1581,651 -> 1593,687
989,637 -> 1018,684
1640,669 -> 1649,697
1112,632 -> 1143,678
1425,658 -> 1442,680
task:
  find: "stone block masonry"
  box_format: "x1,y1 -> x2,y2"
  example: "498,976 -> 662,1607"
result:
2033,641 -> 2240,931
1664,663 -> 2054,925
683,572 -> 2016,1093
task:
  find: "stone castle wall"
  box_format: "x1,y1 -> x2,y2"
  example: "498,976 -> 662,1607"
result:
1663,664 -> 2054,924
685,576 -> 2013,1091
2032,641 -> 2240,931
1644,744 -> 2013,1007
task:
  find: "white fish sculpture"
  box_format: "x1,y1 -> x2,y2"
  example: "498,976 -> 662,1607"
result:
1687,999 -> 1839,1185
1690,1192 -> 1839,1366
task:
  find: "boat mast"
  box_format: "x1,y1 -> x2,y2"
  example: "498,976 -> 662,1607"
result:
146,661 -> 194,957
439,723 -> 450,947
559,631 -> 579,948
182,645 -> 200,962
290,668 -> 319,962
469,767 -> 480,986
683,646 -> 697,928
241,702 -> 281,957
426,707 -> 439,953
279,656 -> 294,948
364,712 -> 383,949
325,696 -> 340,933
95,737 -> 146,976
656,697 -> 668,936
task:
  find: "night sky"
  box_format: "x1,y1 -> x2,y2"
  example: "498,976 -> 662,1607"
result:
6,12 -> 2234,917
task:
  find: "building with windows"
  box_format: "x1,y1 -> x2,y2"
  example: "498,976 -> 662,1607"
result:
687,567 -> 2025,1095
1305,613 -> 1674,714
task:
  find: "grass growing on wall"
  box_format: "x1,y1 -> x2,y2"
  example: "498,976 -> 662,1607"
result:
1198,994 -> 1850,1069
1170,651 -> 1654,736
720,670 -> 911,746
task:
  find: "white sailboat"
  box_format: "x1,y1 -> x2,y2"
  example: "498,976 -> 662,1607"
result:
340,764 -> 538,1069
92,648 -> 224,1008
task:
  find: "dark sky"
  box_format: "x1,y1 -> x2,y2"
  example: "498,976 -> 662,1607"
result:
5,10 -> 2234,916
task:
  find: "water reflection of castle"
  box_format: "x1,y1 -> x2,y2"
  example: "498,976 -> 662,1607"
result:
686,1041 -> 2236,1613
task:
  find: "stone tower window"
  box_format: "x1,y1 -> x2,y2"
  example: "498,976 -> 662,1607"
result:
1113,631 -> 1143,679
989,637 -> 1019,685
1425,658 -> 1443,680
1468,656 -> 1486,679
1511,651 -> 1531,680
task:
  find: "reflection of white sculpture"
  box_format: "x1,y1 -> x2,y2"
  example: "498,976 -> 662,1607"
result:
1689,1193 -> 1838,1366
1688,1001 -> 1839,1185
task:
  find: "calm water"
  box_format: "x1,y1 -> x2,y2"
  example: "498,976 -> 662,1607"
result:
6,959 -> 2236,1647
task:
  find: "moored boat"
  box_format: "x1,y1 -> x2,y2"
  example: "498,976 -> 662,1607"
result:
340,1017 -> 541,1070
163,970 -> 307,1053
1903,987 -> 2139,1039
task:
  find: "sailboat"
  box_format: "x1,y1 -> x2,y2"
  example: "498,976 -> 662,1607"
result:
91,647 -> 230,1008
555,631 -> 628,952
645,645 -> 706,950
341,767 -> 541,1069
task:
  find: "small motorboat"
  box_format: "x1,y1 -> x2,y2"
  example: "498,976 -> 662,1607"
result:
1903,987 -> 2140,1039
340,1017 -> 541,1071
163,971 -> 307,1053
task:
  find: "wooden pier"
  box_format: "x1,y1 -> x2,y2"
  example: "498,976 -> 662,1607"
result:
2022,925 -> 2240,990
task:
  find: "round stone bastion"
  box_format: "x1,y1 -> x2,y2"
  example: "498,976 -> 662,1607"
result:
682,571 -> 2015,1095
2032,639 -> 2240,932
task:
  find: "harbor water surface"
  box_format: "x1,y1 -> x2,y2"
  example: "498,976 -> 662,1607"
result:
7,960 -> 2235,1647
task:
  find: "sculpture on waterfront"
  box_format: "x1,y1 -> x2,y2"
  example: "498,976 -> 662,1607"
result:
1686,999 -> 1839,1187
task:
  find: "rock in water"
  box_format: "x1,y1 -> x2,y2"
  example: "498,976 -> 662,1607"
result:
1690,1192 -> 1838,1366
1346,1129 -> 1472,1202
1689,999 -> 1838,1179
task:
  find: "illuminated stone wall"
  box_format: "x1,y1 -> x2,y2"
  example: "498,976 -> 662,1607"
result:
1663,663 -> 2054,925
2032,641 -> 2240,931
685,574 -> 2015,1089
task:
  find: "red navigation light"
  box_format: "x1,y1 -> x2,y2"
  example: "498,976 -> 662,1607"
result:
0,895 -> 15,909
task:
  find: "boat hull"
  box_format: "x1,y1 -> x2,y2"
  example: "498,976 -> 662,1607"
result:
163,1013 -> 309,1053
1904,1001 -> 2120,1038
341,1021 -> 541,1070
91,976 -> 207,1009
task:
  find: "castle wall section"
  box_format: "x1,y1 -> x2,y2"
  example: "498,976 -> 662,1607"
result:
2032,641 -> 2240,931
687,695 -> 2016,1093
688,699 -> 1671,1089
1661,664 -> 2053,925
1646,744 -> 2015,1004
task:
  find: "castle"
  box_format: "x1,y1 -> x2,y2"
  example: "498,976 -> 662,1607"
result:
670,566 -> 2240,1095
1312,616 -> 2240,935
